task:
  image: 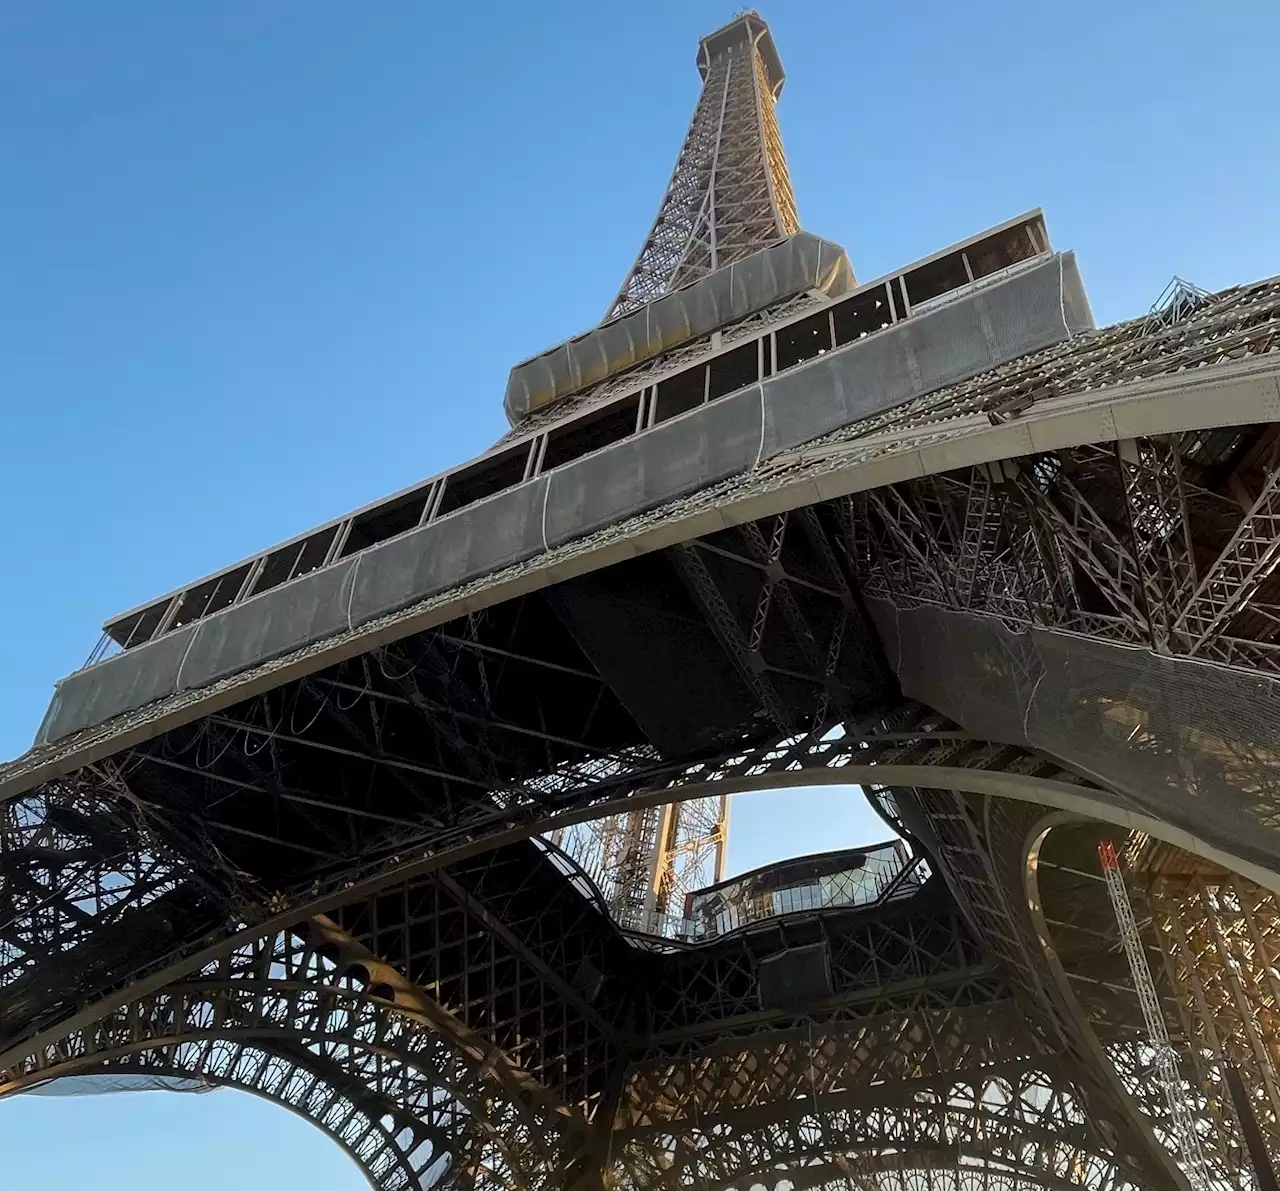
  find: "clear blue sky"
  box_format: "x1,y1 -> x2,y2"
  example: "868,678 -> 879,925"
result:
2,1 -> 1277,1186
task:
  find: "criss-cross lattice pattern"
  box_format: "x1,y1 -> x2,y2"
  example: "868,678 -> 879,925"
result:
0,787 -> 173,987
613,994 -> 1149,1191
849,437 -> 1280,668
1031,821 -> 1280,1190
2,705 -> 1201,1191
606,12 -> 798,319
2,920 -> 576,1191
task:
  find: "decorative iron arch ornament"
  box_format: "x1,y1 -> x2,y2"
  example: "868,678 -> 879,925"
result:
2,922 -> 575,1191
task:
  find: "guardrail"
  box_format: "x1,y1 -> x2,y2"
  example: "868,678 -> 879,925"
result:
537,834 -> 931,946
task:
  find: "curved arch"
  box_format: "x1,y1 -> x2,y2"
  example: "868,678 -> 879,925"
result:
4,947 -> 548,1126
612,1085 -> 1142,1191
48,1049 -> 428,1191
12,732 -> 1280,1191
1,935 -> 565,1191
600,763 -> 1280,901
537,731 -> 1280,946
4,1024 -> 472,1191
613,1016 -> 1149,1191
916,791 -> 1191,1191
1025,816 -> 1272,1190
14,719 -> 1280,1086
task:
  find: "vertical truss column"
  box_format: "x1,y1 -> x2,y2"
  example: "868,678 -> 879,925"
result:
1116,437 -> 1196,650
646,793 -> 729,930
1173,466 -> 1280,656
606,11 -> 799,319
1099,842 -> 1211,1189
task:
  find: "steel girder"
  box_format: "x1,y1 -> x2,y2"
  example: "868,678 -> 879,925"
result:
847,429 -> 1280,889
0,888 -> 1161,1191
0,498 -> 898,1061
12,356 -> 1280,1189
0,705 -> 1008,1063
728,1156 -> 1116,1191
0,919 -> 575,1191
615,1023 -> 1148,1191
7,291 -> 1280,929
0,780 -> 223,1050
550,503 -> 881,935
13,434 -> 1280,1191
882,787 -> 1187,1188
852,435 -> 1280,670
326,843 -> 632,1119
610,752 -> 1226,1191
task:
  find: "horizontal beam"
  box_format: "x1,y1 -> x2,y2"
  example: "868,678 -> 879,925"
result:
638,966 -> 994,1047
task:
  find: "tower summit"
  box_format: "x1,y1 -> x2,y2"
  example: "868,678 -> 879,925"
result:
608,10 -> 800,318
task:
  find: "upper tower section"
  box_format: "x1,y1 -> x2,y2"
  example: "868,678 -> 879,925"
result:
606,10 -> 801,320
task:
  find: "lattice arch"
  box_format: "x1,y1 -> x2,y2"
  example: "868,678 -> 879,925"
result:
1029,818 -> 1280,1191
609,983 -> 1157,1191
0,924 -> 572,1191
611,1067 -> 1150,1191
13,711 -> 1280,1191
57,1051 -> 431,1191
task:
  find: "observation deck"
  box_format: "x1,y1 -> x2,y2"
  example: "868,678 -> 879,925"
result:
42,210 -> 1082,750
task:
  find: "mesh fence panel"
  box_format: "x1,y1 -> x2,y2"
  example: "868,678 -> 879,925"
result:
26,1073 -> 215,1096
868,598 -> 1280,875
505,232 -> 854,421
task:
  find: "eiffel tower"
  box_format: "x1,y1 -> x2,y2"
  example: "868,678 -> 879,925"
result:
6,11 -> 1280,1190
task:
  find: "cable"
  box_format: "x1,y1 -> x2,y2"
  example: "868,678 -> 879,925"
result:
288,685 -> 328,737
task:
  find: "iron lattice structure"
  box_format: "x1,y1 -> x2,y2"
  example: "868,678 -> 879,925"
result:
606,10 -> 799,319
6,10 -> 1280,1191
557,8 -> 808,931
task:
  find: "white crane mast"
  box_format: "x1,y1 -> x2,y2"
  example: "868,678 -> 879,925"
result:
1099,840 -> 1212,1190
